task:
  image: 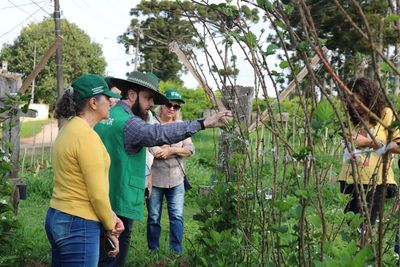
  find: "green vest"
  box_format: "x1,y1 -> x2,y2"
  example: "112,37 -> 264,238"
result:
94,105 -> 146,221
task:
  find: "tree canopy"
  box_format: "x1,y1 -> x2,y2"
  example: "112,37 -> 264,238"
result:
282,0 -> 399,79
119,0 -> 259,84
0,18 -> 107,107
118,0 -> 201,84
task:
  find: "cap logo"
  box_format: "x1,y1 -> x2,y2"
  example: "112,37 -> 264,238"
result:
92,85 -> 104,94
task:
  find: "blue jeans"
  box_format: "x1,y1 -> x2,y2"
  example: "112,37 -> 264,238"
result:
45,207 -> 101,267
98,215 -> 133,267
147,183 -> 185,254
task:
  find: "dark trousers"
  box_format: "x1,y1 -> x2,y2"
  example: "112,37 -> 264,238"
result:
99,215 -> 133,267
340,181 -> 384,225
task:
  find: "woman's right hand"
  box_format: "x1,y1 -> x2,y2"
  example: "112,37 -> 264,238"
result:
111,213 -> 124,237
106,231 -> 120,258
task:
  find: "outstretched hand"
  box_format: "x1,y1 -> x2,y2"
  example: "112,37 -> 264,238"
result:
204,110 -> 232,129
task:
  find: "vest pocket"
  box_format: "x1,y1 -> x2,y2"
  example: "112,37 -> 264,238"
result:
128,175 -> 145,190
126,176 -> 145,214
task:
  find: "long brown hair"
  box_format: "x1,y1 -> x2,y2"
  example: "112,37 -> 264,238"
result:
346,77 -> 387,126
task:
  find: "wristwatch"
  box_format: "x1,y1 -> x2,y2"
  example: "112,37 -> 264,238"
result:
197,118 -> 205,130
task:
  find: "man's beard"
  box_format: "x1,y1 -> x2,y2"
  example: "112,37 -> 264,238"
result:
131,97 -> 149,121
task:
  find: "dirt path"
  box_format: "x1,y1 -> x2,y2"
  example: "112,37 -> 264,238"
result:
20,120 -> 58,148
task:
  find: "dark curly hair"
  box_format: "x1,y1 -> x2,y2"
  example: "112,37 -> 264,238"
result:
346,77 -> 387,126
55,89 -> 102,119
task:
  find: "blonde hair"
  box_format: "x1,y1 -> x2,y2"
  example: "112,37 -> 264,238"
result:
155,103 -> 182,122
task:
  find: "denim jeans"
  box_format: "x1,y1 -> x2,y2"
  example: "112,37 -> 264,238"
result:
98,215 -> 133,267
45,207 -> 101,267
147,183 -> 185,254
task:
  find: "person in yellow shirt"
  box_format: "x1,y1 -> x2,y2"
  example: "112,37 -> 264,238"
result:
339,77 -> 399,225
45,74 -> 124,267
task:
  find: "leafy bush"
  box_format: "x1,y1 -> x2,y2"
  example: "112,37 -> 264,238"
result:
188,180 -> 242,265
0,92 -> 30,265
0,178 -> 20,265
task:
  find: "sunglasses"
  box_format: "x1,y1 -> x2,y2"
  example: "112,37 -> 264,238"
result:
165,103 -> 181,110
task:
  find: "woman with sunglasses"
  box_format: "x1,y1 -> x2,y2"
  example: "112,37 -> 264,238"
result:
146,89 -> 194,255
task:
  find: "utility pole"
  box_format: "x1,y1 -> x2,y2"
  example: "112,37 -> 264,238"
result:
54,0 -> 64,128
30,42 -> 36,104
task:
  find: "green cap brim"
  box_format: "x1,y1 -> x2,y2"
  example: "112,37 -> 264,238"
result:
103,90 -> 121,99
167,98 -> 185,104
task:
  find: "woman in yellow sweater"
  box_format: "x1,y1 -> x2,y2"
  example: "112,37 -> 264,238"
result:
45,74 -> 124,266
339,77 -> 399,225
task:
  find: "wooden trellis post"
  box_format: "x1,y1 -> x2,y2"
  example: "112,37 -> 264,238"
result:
0,72 -> 37,212
219,85 -> 254,180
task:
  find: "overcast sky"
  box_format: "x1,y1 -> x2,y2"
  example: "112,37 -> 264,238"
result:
0,0 -> 143,80
0,0 -> 277,95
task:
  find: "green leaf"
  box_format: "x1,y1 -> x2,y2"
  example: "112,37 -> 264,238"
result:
256,0 -> 266,7
274,19 -> 287,30
308,214 -> 322,227
283,4 -> 294,15
386,14 -> 400,23
380,62 -> 394,73
264,43 -> 278,56
268,224 -> 288,233
297,42 -> 309,52
209,230 -> 220,242
244,32 -> 257,48
311,100 -> 335,130
271,70 -> 280,76
351,245 -> 374,266
319,38 -> 327,45
273,197 -> 297,212
349,213 -> 363,229
279,60 -> 289,69
389,120 -> 400,129
257,0 -> 272,11
294,189 -> 308,198
292,146 -> 312,161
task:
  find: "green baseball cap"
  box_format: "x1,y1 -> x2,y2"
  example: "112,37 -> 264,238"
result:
164,89 -> 185,104
72,74 -> 121,100
109,71 -> 168,105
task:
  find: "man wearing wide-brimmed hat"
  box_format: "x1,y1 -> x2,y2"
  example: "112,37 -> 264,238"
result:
95,71 -> 231,266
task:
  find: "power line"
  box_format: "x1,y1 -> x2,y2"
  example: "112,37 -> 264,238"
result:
0,0 -> 45,10
30,0 -> 51,16
8,0 -> 40,23
0,8 -> 41,40
69,0 -> 130,29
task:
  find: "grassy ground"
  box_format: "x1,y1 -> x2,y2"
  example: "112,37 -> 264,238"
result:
16,179 -> 203,266
12,130 -> 217,266
8,127 -> 400,266
19,119 -> 51,138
